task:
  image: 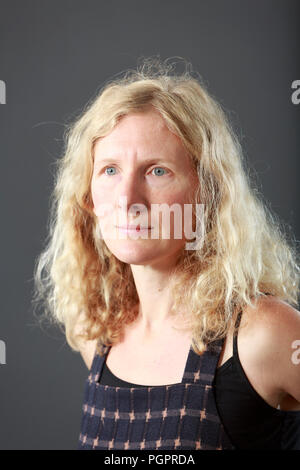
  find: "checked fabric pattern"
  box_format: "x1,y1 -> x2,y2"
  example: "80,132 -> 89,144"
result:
78,338 -> 234,450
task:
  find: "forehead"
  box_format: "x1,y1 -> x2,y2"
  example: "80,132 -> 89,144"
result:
93,109 -> 187,161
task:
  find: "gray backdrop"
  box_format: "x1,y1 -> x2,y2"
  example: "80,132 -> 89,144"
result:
0,0 -> 299,450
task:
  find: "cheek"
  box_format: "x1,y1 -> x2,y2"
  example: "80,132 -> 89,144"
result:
160,184 -> 193,207
91,181 -> 113,219
166,184 -> 198,234
154,188 -> 193,237
91,177 -> 110,204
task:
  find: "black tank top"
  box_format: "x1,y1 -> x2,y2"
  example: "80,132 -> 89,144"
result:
99,310 -> 300,449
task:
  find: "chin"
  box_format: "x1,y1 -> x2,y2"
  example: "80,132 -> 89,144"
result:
103,238 -> 185,267
104,239 -> 158,265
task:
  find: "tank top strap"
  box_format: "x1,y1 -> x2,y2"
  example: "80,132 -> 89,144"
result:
233,310 -> 242,357
182,338 -> 225,386
88,338 -> 110,383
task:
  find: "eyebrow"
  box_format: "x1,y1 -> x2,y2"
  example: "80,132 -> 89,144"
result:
93,157 -> 173,167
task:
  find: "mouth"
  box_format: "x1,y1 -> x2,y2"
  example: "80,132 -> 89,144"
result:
115,225 -> 153,232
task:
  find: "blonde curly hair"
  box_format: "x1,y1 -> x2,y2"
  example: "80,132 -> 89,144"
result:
32,56 -> 299,355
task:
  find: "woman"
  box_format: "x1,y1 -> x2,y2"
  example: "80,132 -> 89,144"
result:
33,58 -> 300,450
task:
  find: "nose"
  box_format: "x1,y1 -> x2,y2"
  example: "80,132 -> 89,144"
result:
115,171 -> 149,219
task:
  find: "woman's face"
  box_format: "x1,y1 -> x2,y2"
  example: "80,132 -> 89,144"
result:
91,108 -> 199,268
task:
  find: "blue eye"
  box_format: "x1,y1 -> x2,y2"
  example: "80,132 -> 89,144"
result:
152,167 -> 166,176
104,167 -> 117,176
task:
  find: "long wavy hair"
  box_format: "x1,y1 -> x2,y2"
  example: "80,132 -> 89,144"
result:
32,57 -> 299,355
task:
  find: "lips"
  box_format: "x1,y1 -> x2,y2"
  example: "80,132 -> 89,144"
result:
116,225 -> 152,230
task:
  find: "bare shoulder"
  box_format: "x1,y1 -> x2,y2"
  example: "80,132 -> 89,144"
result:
238,294 -> 300,406
241,294 -> 300,343
78,337 -> 98,370
243,296 -> 300,337
73,313 -> 98,370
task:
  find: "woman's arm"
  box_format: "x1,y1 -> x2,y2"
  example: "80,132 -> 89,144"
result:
270,299 -> 300,408
238,295 -> 300,410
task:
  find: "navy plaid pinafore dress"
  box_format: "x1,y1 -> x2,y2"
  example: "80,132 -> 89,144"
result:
77,338 -> 234,450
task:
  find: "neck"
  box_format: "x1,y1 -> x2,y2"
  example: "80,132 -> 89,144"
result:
130,255 -> 190,335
